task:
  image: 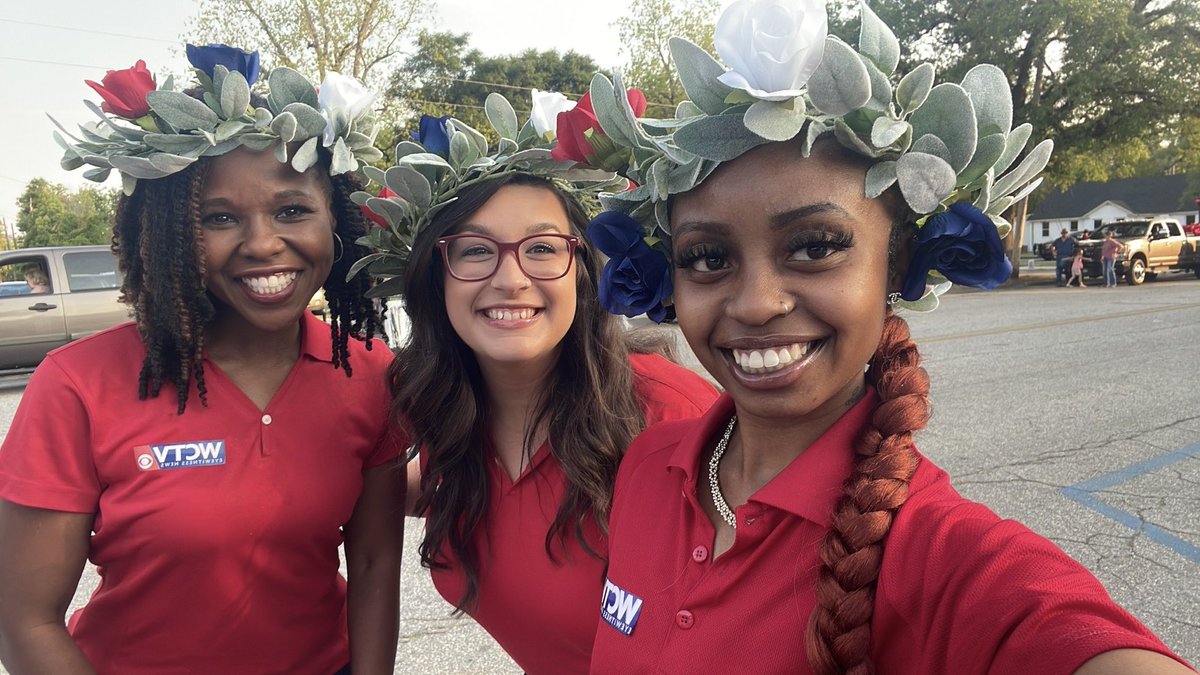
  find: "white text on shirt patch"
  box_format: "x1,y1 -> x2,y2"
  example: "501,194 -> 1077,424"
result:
134,440 -> 226,471
601,578 -> 643,636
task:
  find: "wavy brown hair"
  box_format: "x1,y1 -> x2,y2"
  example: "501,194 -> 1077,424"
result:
389,172 -> 646,611
112,152 -> 380,414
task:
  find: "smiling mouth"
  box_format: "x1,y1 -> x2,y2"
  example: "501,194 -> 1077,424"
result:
483,308 -> 539,321
241,272 -> 297,295
730,341 -> 819,374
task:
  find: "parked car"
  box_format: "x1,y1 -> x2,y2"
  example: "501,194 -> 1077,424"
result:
0,245 -> 129,370
1038,231 -> 1091,260
1078,218 -> 1200,284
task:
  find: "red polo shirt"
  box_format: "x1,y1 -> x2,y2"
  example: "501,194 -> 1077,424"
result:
0,313 -> 402,675
592,392 -> 1184,674
426,352 -> 718,675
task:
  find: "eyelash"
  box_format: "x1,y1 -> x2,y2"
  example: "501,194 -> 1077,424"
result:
787,230 -> 854,261
675,243 -> 728,272
201,204 -> 313,225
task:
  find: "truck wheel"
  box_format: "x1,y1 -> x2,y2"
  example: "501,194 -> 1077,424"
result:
1127,257 -> 1146,285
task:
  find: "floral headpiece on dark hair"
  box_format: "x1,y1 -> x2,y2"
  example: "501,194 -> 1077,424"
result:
349,90 -> 631,298
52,43 -> 382,195
581,0 -> 1053,320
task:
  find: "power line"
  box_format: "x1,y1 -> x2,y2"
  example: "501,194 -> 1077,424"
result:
0,55 -> 103,70
0,17 -> 176,44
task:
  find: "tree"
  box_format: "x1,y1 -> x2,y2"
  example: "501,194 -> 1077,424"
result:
827,0 -> 1200,190
614,0 -> 720,116
184,0 -> 426,86
15,179 -> 117,248
387,31 -> 600,136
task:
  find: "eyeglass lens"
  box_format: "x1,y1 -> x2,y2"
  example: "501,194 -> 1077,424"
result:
444,235 -> 574,280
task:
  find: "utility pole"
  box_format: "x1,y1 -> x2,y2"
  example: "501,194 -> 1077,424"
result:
1007,198 -> 1029,279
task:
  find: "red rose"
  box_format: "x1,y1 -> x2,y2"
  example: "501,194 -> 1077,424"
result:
361,188 -> 398,228
85,60 -> 156,119
551,89 -> 648,165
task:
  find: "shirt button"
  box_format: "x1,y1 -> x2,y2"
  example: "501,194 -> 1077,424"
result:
676,610 -> 695,629
261,414 -> 273,425
691,545 -> 709,563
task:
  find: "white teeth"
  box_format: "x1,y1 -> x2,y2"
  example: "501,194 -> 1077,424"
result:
731,343 -> 813,374
485,308 -> 536,321
241,272 -> 297,295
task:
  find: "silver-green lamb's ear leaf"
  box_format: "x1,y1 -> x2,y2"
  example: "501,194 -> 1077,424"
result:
992,138 -> 1053,199
281,103 -> 327,139
1008,175 -> 1043,205
362,165 -> 386,187
670,37 -> 736,116
109,154 -> 177,179
743,99 -> 807,141
147,91 -> 221,131
910,83 -> 977,172
833,119 -> 876,156
871,117 -> 909,149
676,100 -> 704,118
986,195 -> 1015,217
859,55 -> 893,112
219,71 -> 251,119
802,119 -> 830,156
484,93 -> 519,140
330,136 -> 357,174
972,169 -> 994,210
270,111 -> 299,143
356,145 -> 383,163
121,172 -> 138,196
896,151 -> 956,214
865,160 -> 898,198
267,67 -> 319,110
960,64 -> 1013,137
673,114 -> 774,161
366,197 -> 410,229
384,165 -> 433,209
993,123 -> 1032,176
807,37 -> 872,115
897,287 -> 941,312
911,133 -> 951,164
144,133 -> 213,155
449,131 -> 475,170
254,107 -> 273,129
858,0 -> 900,75
394,141 -> 425,161
291,136 -> 320,173
895,63 -> 935,115
957,132 -> 1006,187
590,73 -> 644,150
83,166 -> 111,182
215,119 -> 247,142
990,214 -> 1012,238
449,118 -> 488,156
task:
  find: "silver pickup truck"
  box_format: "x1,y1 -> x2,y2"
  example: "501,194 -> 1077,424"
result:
0,245 -> 130,370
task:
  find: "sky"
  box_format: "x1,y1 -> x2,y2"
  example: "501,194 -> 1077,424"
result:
0,0 -> 732,231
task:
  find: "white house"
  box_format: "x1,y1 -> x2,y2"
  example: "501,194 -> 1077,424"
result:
1026,175 -> 1198,251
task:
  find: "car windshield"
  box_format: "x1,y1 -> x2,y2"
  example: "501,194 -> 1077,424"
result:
1096,221 -> 1149,238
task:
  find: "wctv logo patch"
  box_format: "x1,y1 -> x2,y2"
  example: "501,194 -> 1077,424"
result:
601,578 -> 643,636
134,440 -> 226,471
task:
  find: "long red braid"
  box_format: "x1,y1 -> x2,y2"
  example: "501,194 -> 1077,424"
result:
804,310 -> 930,674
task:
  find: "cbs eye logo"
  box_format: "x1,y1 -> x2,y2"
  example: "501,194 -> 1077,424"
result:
137,453 -> 155,470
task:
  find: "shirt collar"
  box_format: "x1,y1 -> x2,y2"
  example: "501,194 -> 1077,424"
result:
300,311 -> 334,363
667,389 -> 880,528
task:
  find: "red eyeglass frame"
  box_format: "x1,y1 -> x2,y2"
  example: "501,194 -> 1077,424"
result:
435,233 -> 584,281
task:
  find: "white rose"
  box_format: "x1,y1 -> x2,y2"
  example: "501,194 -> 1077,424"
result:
530,89 -> 576,139
317,71 -> 377,146
715,0 -> 828,102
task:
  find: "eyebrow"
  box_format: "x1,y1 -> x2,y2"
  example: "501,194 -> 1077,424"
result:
199,190 -> 319,210
673,202 -> 851,236
457,222 -> 565,236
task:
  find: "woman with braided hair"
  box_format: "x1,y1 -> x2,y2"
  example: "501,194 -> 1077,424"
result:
580,1 -> 1192,672
0,47 -> 403,674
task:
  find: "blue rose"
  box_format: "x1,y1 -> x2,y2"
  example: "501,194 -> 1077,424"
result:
411,114 -> 452,158
186,43 -> 261,85
901,202 -> 1012,300
587,210 -> 673,323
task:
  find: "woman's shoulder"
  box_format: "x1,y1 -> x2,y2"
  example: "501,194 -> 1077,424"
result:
628,352 -> 719,423
43,321 -> 142,375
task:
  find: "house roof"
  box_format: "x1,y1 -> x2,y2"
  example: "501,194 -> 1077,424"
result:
1030,175 -> 1191,220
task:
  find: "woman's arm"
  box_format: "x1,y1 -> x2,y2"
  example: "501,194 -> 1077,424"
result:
404,459 -> 422,517
0,500 -> 95,674
1076,648 -> 1195,674
344,461 -> 406,675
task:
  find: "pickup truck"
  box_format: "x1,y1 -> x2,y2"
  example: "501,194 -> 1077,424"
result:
1079,218 -> 1200,285
0,245 -> 129,370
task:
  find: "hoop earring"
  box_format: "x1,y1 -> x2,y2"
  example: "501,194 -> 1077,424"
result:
332,234 -> 344,263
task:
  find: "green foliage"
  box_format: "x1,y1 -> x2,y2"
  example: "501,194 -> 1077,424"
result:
14,179 -> 117,248
184,0 -> 427,85
615,0 -> 719,115
386,31 -> 601,141
826,0 -> 1200,191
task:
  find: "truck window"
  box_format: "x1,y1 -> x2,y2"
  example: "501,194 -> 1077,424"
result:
1166,222 -> 1181,237
63,251 -> 121,292
0,257 -> 52,295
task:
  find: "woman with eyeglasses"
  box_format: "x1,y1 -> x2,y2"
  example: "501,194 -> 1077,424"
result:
389,171 -> 718,674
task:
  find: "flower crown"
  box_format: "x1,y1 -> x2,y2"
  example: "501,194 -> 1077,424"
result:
349,91 -> 629,298
581,0 -> 1054,318
52,43 -> 382,195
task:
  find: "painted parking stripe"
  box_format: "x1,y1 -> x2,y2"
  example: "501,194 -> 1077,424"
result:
1060,442 -> 1200,563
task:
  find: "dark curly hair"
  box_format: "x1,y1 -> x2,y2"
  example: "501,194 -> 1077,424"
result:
112,152 -> 381,414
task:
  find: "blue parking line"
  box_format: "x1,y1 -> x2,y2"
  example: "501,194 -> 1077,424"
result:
1060,443 -> 1200,564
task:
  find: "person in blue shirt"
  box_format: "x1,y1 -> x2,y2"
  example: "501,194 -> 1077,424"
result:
1052,229 -> 1078,286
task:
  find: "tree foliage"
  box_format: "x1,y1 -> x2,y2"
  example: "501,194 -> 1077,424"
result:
15,179 -> 117,248
615,0 -> 720,116
827,0 -> 1200,189
184,0 -> 426,85
387,31 -> 601,136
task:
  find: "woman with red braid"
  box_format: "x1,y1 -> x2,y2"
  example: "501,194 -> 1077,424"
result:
576,1 -> 1195,673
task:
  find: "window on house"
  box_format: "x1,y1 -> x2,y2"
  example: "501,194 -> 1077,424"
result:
1188,215 -> 1196,225
1070,220 -> 1078,231
1042,223 -> 1050,237
1094,219 -> 1103,228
